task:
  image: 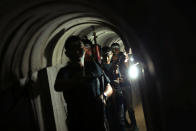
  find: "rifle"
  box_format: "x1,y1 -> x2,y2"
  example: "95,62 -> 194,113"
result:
91,26 -> 110,131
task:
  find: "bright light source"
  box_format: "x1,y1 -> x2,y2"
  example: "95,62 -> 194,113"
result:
130,57 -> 134,62
128,64 -> 139,79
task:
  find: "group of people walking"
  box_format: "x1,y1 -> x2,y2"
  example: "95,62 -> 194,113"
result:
54,35 -> 137,131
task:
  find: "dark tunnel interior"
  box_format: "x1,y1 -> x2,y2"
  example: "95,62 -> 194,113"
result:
0,0 -> 195,131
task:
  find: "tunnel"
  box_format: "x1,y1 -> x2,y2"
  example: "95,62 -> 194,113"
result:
0,0 -> 195,131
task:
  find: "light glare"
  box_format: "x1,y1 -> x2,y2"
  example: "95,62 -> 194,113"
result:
128,64 -> 139,79
130,57 -> 134,62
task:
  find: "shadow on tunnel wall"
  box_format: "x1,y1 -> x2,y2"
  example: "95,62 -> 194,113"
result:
0,69 -> 56,131
29,69 -> 56,131
0,74 -> 37,131
44,29 -> 65,66
0,0 -> 196,131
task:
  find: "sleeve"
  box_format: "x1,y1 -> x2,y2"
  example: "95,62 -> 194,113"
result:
103,71 -> 110,84
56,67 -> 69,80
56,69 -> 63,81
54,67 -> 69,91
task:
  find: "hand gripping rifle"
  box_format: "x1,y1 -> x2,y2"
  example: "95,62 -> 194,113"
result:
91,26 -> 110,131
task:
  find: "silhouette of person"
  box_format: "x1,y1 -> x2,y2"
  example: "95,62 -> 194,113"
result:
54,36 -> 112,131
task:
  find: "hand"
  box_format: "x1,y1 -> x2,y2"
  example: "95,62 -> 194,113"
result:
114,78 -> 120,84
99,94 -> 106,105
119,78 -> 124,83
115,65 -> 119,74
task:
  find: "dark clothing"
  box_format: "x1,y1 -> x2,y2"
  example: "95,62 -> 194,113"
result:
55,62 -> 110,131
102,64 -> 112,77
85,60 -> 110,97
102,63 -> 121,91
118,62 -> 137,129
84,60 -> 111,131
102,63 -> 126,131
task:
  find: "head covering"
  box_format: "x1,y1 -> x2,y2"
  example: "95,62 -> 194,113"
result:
111,43 -> 120,49
102,46 -> 112,55
81,38 -> 93,48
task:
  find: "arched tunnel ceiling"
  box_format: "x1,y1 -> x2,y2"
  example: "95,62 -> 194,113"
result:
52,22 -> 124,67
0,3 -> 126,89
76,25 -> 123,48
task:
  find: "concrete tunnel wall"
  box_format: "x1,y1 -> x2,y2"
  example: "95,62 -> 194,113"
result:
1,0 -> 195,131
0,2 -> 126,89
0,1 -> 138,131
0,0 -> 170,131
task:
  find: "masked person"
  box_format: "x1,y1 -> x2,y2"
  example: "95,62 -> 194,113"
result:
82,38 -> 113,131
111,43 -> 137,131
102,46 -> 127,131
54,36 -> 112,131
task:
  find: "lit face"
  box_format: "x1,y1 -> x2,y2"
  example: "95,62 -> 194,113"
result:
124,52 -> 129,62
84,46 -> 92,57
107,51 -> 113,64
112,47 -> 120,55
84,44 -> 92,61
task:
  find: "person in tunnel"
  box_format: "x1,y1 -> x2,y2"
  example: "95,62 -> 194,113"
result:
118,52 -> 138,131
81,37 -> 113,131
101,46 -> 127,131
54,36 -> 112,131
110,43 -> 137,131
